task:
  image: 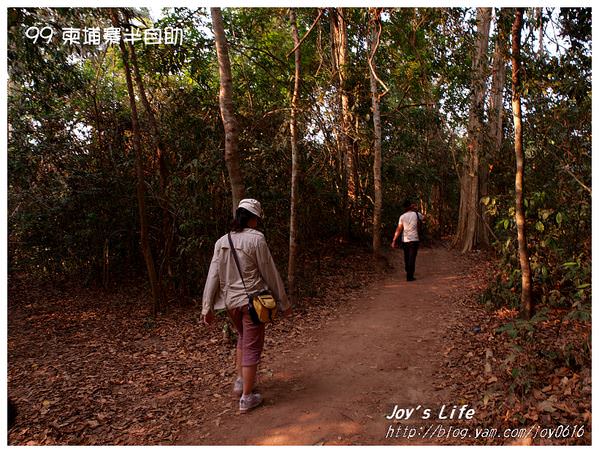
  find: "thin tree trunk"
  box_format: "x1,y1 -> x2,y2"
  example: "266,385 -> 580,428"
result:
368,8 -> 383,255
511,8 -> 534,319
127,37 -> 174,300
536,8 -> 544,58
211,7 -> 245,214
288,9 -> 301,303
336,8 -> 355,202
111,9 -> 161,317
453,7 -> 492,253
330,7 -> 353,238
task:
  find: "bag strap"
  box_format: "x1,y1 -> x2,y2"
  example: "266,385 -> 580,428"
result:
227,232 -> 249,295
400,211 -> 418,243
228,232 -> 266,325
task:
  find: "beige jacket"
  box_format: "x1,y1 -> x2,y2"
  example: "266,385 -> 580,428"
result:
201,228 -> 290,315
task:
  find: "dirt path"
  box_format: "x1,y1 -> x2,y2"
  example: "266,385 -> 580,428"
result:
177,246 -> 479,446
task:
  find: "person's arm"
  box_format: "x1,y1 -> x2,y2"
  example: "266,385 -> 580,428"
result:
391,222 -> 404,248
255,237 -> 291,313
201,242 -> 221,323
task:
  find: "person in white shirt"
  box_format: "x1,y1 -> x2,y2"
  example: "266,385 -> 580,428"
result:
202,199 -> 291,413
391,200 -> 424,281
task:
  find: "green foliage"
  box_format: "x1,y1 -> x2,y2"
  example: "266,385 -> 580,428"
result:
496,308 -> 552,396
7,6 -> 591,317
8,9 -> 139,281
480,8 -> 591,318
496,308 -> 548,339
482,190 -> 590,316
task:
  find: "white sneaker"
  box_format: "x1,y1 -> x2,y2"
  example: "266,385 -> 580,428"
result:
239,392 -> 263,413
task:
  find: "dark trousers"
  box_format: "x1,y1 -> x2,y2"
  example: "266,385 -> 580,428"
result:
402,241 -> 419,280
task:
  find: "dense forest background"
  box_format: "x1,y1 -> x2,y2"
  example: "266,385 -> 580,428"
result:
7,7 -> 591,320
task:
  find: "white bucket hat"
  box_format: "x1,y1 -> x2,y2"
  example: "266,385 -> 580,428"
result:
238,198 -> 263,219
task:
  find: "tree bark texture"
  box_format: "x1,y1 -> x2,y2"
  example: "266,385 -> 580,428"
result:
111,9 -> 162,316
330,8 -> 354,236
368,9 -> 383,256
488,10 -> 508,160
287,9 -> 301,303
480,8 -> 509,247
211,7 -> 245,214
511,8 -> 534,319
454,7 -> 492,253
536,8 -> 544,58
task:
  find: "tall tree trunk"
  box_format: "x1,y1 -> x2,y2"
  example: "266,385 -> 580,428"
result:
127,37 -> 175,299
536,7 -> 544,58
481,8 -> 508,247
488,10 -> 508,163
368,8 -> 383,256
288,9 -> 301,303
511,8 -> 534,319
211,7 -> 245,214
330,7 -> 353,238
453,7 -> 492,252
111,9 -> 162,316
477,162 -> 491,248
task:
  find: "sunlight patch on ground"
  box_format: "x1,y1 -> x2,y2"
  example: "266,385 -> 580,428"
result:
496,307 -> 518,319
255,413 -> 361,445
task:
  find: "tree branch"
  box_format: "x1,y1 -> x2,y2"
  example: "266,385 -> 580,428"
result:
367,8 -> 389,98
286,9 -> 324,58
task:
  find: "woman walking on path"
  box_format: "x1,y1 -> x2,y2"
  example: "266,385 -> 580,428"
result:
202,199 -> 292,413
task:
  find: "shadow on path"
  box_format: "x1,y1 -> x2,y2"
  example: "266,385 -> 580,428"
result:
177,247 -> 476,446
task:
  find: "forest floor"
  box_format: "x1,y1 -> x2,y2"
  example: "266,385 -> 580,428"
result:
7,243 -> 591,446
